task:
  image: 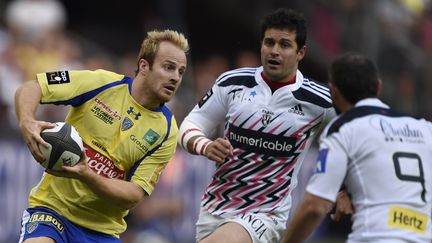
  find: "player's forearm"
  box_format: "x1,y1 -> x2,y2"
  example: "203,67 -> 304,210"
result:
282,193 -> 333,243
15,81 -> 42,124
80,169 -> 145,209
178,119 -> 211,156
186,135 -> 212,155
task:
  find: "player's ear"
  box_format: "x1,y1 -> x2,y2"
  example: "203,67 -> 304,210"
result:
329,82 -> 338,100
296,45 -> 306,62
376,79 -> 382,97
138,58 -> 150,74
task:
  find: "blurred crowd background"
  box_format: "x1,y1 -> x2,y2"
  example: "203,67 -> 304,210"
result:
0,0 -> 431,242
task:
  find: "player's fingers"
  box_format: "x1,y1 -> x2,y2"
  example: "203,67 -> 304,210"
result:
341,204 -> 353,214
215,147 -> 231,160
36,134 -> 50,148
207,151 -> 227,164
210,156 -> 225,164
61,165 -> 76,173
26,140 -> 45,162
79,152 -> 88,162
214,142 -> 231,157
40,121 -> 56,130
215,138 -> 231,149
46,168 -> 74,178
337,191 -> 353,214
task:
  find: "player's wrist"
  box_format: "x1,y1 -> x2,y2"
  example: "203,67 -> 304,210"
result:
192,137 -> 212,156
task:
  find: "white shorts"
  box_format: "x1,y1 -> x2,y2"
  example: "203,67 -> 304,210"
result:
196,206 -> 286,243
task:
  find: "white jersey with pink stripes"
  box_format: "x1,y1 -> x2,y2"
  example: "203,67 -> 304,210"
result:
183,66 -> 336,221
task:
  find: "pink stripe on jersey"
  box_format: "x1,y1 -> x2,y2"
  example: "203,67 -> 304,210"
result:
202,103 -> 327,217
203,150 -> 253,210
291,114 -> 322,139
268,122 -> 284,134
248,117 -> 262,129
235,158 -> 298,213
232,113 -> 243,124
218,156 -> 296,212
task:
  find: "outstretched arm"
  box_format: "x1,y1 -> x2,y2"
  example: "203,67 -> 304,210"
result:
47,156 -> 146,210
281,193 -> 334,243
178,119 -> 232,164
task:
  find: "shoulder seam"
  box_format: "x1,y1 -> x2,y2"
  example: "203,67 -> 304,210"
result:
216,68 -> 256,84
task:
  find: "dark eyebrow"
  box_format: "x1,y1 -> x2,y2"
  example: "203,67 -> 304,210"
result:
279,38 -> 293,43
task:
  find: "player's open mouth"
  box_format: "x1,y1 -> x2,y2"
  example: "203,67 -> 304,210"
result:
164,85 -> 175,93
267,59 -> 280,69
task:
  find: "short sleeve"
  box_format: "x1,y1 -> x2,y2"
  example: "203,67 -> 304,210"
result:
306,132 -> 349,202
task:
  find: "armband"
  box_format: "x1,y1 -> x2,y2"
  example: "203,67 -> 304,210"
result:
192,137 -> 212,156
178,120 -> 206,150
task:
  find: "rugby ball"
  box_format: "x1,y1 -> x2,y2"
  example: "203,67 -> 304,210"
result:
39,122 -> 84,170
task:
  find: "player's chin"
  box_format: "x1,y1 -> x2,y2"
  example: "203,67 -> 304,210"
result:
159,92 -> 174,103
263,66 -> 281,76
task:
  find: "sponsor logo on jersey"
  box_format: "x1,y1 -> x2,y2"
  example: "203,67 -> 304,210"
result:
127,107 -> 141,120
288,104 -> 304,116
227,88 -> 257,102
143,129 -> 160,145
130,134 -> 149,153
91,140 -> 108,153
91,98 -> 121,124
84,144 -> 125,179
46,71 -> 70,84
315,148 -> 329,173
228,123 -> 296,157
388,207 -> 427,233
198,88 -> 213,108
370,117 -> 424,143
261,109 -> 273,127
228,88 -> 243,100
121,117 -> 134,131
29,212 -> 64,232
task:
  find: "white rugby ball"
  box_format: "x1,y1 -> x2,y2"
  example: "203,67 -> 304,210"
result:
39,122 -> 84,170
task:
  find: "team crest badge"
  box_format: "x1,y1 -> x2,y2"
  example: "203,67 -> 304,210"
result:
121,117 -> 134,131
261,110 -> 273,127
143,129 -> 160,145
26,222 -> 38,234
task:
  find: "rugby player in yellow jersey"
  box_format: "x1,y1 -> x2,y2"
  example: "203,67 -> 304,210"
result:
15,29 -> 189,243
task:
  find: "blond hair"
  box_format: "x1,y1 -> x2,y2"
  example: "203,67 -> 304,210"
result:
136,29 -> 189,74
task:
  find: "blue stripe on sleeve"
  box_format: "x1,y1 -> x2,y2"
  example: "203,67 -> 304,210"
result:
43,77 -> 133,106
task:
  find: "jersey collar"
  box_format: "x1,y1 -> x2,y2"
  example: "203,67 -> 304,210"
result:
256,67 -> 304,92
355,98 -> 389,108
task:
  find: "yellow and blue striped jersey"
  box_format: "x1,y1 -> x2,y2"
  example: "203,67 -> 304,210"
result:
29,69 -> 178,237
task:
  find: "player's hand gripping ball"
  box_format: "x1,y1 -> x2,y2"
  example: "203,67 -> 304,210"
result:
39,122 -> 84,170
